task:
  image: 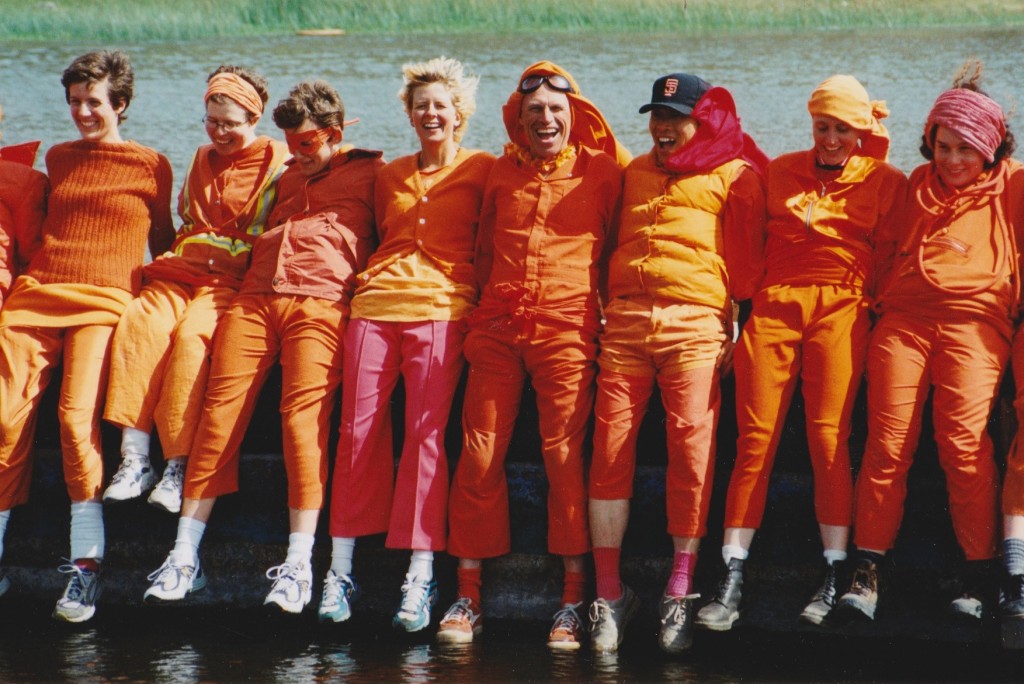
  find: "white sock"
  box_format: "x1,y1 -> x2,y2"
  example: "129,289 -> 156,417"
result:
285,532 -> 315,567
0,510 -> 10,563
171,517 -> 207,566
722,544 -> 749,563
824,549 -> 848,565
70,501 -> 104,561
122,427 -> 151,459
330,537 -> 356,576
407,550 -> 434,581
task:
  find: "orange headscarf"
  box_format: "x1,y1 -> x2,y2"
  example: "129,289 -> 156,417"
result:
205,72 -> 264,121
807,74 -> 890,161
501,61 -> 631,168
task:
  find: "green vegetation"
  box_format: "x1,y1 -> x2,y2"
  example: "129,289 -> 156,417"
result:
4,0 -> 1024,41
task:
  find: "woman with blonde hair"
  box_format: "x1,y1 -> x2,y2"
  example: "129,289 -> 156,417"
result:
322,56 -> 495,632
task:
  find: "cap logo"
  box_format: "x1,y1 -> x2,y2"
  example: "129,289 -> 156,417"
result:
664,78 -> 679,97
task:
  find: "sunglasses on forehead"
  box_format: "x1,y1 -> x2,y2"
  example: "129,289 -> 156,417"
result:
518,74 -> 575,95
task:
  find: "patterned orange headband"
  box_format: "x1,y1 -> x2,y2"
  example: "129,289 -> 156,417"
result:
205,73 -> 263,119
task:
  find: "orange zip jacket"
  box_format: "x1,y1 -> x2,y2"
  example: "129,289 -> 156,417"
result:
0,159 -> 47,305
761,150 -> 906,294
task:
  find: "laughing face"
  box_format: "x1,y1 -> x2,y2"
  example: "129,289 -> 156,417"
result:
520,85 -> 571,161
933,125 -> 986,189
812,114 -> 860,167
68,79 -> 124,144
204,98 -> 258,157
649,107 -> 698,167
410,81 -> 461,148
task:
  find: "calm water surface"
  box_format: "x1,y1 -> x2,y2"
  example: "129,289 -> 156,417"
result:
2,27 -> 1024,682
2,27 -> 1023,181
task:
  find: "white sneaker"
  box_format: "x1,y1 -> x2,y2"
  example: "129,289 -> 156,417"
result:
148,460 -> 185,514
53,562 -> 101,623
264,561 -> 313,614
103,457 -> 157,502
144,554 -> 207,602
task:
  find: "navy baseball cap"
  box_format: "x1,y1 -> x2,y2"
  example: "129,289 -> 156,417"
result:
639,73 -> 711,116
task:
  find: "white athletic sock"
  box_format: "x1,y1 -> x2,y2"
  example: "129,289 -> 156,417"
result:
722,544 -> 749,564
285,533 -> 315,567
121,427 -> 151,459
407,550 -> 434,581
170,517 -> 207,566
0,510 -> 10,563
823,548 -> 848,565
70,501 -> 104,561
330,537 -> 356,576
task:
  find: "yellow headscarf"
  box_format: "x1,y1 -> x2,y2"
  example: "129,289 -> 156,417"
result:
807,74 -> 890,161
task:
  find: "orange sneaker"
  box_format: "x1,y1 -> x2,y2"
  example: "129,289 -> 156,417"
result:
436,597 -> 483,644
547,602 -> 583,651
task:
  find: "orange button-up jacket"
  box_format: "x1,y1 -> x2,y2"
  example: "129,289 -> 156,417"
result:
241,146 -> 384,302
608,152 -> 765,308
359,148 -> 495,291
0,159 -> 47,305
472,147 -> 622,333
878,158 -> 1024,326
144,136 -> 289,289
761,150 -> 906,295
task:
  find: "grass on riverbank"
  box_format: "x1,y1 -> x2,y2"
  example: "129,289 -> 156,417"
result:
4,0 -> 1024,41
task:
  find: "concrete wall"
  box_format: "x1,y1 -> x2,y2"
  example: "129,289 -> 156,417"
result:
6,367 -> 1015,642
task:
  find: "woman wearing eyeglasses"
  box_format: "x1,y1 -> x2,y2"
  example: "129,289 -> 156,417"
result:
321,57 -> 494,632
101,65 -> 288,515
0,50 -> 174,622
439,61 -> 627,649
143,80 -> 384,615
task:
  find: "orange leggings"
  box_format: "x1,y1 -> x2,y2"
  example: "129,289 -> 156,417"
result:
447,322 -> 595,559
183,294 -> 345,510
853,313 -> 1007,561
725,284 -> 868,529
1001,326 -> 1024,515
0,323 -> 113,507
104,280 -> 235,459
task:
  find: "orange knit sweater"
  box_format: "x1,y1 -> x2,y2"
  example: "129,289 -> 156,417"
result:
27,140 -> 174,294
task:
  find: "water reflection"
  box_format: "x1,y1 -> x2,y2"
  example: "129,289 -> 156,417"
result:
151,644 -> 202,683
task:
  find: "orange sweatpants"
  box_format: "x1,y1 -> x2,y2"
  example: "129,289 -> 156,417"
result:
853,312 -> 1007,561
182,294 -> 345,510
447,321 -> 595,559
1000,325 -> 1024,515
0,323 -> 114,507
104,279 -> 236,459
589,296 -> 726,539
725,284 -> 868,529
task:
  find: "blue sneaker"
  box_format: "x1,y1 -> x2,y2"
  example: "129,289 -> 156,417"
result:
393,574 -> 438,632
318,570 -> 357,623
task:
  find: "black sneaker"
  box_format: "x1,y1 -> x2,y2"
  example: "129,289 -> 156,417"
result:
949,559 -> 995,620
1000,573 -> 1024,649
800,560 -> 840,625
837,556 -> 878,620
695,558 -> 743,631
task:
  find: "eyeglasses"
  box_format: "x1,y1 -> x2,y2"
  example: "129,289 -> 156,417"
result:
518,74 -> 575,95
202,115 -> 249,132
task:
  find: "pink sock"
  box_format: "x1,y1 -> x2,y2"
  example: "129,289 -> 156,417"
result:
593,546 -> 622,601
665,551 -> 697,597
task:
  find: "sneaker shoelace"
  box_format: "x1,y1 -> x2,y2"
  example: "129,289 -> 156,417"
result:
57,563 -> 91,602
399,578 -> 431,614
266,563 -> 300,584
110,459 -> 145,485
157,462 -> 184,492
661,597 -> 687,626
551,603 -> 581,633
442,598 -> 475,625
588,599 -> 612,627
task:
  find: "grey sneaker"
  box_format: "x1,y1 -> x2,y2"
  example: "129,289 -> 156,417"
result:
658,593 -> 699,654
318,570 -> 358,623
265,562 -> 313,614
53,562 -> 101,623
800,561 -> 840,625
695,558 -> 744,631
143,554 -> 207,602
103,456 -> 157,502
836,556 -> 878,620
588,584 -> 640,653
148,459 -> 185,514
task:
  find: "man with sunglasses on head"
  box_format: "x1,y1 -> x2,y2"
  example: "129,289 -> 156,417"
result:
438,61 -> 629,650
586,73 -> 767,654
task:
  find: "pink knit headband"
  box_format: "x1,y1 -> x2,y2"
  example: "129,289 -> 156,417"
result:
926,88 -> 1006,163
